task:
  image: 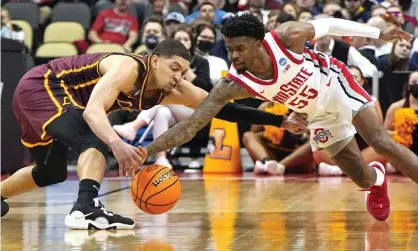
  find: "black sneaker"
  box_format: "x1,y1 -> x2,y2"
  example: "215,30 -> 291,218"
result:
1,200 -> 9,217
64,198 -> 135,230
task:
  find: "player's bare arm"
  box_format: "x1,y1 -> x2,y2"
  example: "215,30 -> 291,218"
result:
160,78 -> 309,133
83,55 -> 138,146
143,79 -> 252,159
83,55 -> 145,174
276,18 -> 412,54
160,79 -> 208,109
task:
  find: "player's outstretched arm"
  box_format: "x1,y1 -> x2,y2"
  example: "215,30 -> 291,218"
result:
162,78 -> 308,133
276,17 -> 412,54
144,79 -> 249,158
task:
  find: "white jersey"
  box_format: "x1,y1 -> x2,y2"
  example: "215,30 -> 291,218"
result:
227,30 -> 373,152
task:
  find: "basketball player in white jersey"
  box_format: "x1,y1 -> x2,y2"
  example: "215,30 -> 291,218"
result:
139,14 -> 418,221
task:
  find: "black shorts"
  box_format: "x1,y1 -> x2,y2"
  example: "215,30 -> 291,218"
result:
29,107 -> 108,167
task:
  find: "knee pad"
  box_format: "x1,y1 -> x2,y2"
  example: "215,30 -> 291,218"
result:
70,134 -> 109,159
32,161 -> 68,187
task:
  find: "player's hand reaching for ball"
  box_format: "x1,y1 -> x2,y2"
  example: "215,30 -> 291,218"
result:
110,140 -> 144,177
281,112 -> 308,135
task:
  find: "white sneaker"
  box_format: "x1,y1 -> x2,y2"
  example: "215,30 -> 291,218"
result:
318,162 -> 344,176
265,160 -> 285,176
113,123 -> 137,141
155,157 -> 173,169
254,160 -> 267,175
188,160 -> 201,169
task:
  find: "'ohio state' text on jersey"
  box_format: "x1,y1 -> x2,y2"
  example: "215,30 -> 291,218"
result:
227,30 -> 331,114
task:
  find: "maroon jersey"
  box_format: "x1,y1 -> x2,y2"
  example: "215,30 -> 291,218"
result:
13,53 -> 164,147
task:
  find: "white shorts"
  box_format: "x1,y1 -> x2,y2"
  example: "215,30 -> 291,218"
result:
308,62 -> 373,157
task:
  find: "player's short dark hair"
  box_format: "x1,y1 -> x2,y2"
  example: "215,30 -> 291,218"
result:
152,39 -> 191,62
221,13 -> 265,41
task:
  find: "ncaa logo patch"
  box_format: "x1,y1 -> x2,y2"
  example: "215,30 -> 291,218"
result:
279,58 -> 287,66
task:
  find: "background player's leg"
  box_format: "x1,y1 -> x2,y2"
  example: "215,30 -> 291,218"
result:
279,142 -> 315,172
242,131 -> 276,161
353,106 -> 418,183
1,142 -> 68,199
1,166 -> 38,199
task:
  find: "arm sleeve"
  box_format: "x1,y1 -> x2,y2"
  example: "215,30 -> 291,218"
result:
308,18 -> 380,40
214,102 -> 284,126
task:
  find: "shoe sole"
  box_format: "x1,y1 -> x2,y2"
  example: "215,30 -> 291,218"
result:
64,211 -> 135,230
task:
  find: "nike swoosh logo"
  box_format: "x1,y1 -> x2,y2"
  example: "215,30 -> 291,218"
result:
74,212 -> 94,219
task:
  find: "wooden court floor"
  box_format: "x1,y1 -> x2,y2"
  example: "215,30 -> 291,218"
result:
1,174 -> 418,251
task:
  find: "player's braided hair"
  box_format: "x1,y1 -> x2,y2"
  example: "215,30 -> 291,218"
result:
152,39 -> 191,62
221,13 -> 265,41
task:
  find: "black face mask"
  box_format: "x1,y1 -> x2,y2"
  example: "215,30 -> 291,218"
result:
145,34 -> 159,50
197,40 -> 214,53
409,84 -> 418,99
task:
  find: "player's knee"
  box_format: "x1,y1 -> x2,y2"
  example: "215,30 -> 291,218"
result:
155,106 -> 172,121
72,136 -> 109,159
242,132 -> 255,147
32,162 -> 68,187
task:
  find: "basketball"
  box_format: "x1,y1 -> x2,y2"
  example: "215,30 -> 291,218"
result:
131,165 -> 181,214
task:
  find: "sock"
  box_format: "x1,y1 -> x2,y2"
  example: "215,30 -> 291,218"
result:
373,167 -> 384,186
261,157 -> 270,164
77,179 -> 100,205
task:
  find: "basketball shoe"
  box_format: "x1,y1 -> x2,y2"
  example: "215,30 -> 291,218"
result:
363,162 -> 390,221
65,198 -> 134,230
1,199 -> 9,217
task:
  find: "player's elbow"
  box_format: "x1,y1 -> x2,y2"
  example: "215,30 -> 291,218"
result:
83,107 -> 97,124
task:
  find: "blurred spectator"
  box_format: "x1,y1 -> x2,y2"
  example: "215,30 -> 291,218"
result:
143,0 -> 185,20
173,24 -> 212,91
295,0 -> 321,16
1,8 -> 24,43
198,2 -> 216,23
379,38 -> 416,72
135,16 -> 165,55
89,0 -> 139,52
247,0 -> 269,24
164,12 -> 185,38
1,9 -> 13,39
171,0 -> 193,16
323,2 -> 343,17
387,5 -> 416,34
194,22 -> 229,84
283,2 -> 300,20
384,71 -> 418,173
371,5 -> 387,17
266,10 -> 279,31
367,16 -> 393,57
343,0 -> 371,22
297,8 -> 313,21
186,1 -> 227,24
276,10 -> 295,26
350,35 -> 381,67
242,102 -> 312,176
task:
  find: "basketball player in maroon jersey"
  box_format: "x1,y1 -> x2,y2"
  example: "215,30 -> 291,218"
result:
0,39 -> 308,229
139,15 -> 418,222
